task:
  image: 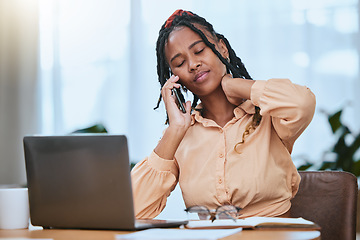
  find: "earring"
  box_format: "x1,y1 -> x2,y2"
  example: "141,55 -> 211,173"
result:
226,57 -> 230,63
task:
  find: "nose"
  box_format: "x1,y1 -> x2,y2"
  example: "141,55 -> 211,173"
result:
188,57 -> 201,72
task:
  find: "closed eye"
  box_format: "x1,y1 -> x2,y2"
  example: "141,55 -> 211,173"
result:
176,61 -> 185,68
195,48 -> 205,54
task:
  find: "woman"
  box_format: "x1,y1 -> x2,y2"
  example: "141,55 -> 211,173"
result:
131,9 -> 316,220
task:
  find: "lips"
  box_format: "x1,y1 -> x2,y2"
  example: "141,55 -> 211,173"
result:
194,71 -> 209,82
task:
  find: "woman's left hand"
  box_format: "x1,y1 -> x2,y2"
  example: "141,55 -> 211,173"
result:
221,74 -> 254,106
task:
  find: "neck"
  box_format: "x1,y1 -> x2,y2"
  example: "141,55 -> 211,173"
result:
199,87 -> 236,127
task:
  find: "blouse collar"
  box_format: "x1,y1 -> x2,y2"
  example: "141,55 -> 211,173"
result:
190,100 -> 255,126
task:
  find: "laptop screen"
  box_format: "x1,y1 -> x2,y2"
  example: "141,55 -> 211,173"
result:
23,135 -> 136,230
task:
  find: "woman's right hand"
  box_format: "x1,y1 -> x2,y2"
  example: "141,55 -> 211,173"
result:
154,76 -> 192,160
161,75 -> 192,131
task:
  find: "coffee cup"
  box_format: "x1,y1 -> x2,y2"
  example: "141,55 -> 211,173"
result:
0,187 -> 29,229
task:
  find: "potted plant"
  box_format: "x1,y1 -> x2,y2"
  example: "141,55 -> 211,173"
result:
72,123 -> 108,134
297,109 -> 360,232
298,109 -> 360,176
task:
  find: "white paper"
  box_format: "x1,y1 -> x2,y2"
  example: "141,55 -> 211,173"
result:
115,228 -> 242,240
186,219 -> 244,228
186,217 -> 314,229
241,217 -> 314,225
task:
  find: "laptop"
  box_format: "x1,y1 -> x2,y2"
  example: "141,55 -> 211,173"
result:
23,135 -> 187,230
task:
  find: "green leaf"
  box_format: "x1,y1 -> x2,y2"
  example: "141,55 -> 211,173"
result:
328,110 -> 342,133
352,160 -> 360,177
319,161 -> 336,170
332,135 -> 348,156
347,133 -> 360,157
130,162 -> 136,170
297,163 -> 313,171
72,124 -> 108,134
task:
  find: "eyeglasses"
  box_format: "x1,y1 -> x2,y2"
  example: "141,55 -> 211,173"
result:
184,205 -> 242,222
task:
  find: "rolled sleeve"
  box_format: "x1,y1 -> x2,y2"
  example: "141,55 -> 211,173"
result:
250,79 -> 267,107
147,151 -> 179,178
131,151 -> 179,219
249,78 -> 316,151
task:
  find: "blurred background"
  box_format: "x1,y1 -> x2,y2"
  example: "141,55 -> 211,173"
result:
0,0 -> 359,219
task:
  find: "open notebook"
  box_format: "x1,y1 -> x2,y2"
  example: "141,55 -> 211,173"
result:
185,217 -> 320,230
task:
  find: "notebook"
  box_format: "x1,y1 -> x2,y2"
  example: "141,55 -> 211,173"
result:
23,135 -> 187,230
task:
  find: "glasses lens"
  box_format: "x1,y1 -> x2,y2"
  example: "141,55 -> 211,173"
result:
185,205 -> 241,221
185,205 -> 209,213
216,205 -> 241,219
198,213 -> 212,220
185,206 -> 211,220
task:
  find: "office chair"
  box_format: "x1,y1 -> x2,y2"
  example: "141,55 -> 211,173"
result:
290,171 -> 358,240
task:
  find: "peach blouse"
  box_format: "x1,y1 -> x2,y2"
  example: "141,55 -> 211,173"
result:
131,78 -> 316,219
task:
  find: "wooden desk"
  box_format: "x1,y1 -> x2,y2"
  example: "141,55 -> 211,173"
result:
0,227 -> 321,240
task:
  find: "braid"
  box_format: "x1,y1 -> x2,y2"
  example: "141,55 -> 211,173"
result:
217,34 -> 252,79
154,29 -> 172,110
155,10 -> 262,140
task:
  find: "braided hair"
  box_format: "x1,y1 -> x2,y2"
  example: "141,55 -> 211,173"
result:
154,10 -> 262,147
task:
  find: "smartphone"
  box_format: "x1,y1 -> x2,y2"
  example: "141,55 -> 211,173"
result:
172,88 -> 186,113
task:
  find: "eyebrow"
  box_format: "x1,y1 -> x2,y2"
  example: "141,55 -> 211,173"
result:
170,40 -> 203,63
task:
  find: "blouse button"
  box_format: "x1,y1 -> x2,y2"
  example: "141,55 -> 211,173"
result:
218,178 -> 222,184
219,128 -> 223,133
219,153 -> 224,158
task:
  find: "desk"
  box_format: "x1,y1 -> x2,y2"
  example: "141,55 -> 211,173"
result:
0,228 -> 320,240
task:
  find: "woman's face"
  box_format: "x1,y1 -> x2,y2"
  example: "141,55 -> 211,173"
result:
164,26 -> 228,97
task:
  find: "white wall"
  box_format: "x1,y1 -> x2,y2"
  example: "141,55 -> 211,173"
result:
0,0 -> 40,185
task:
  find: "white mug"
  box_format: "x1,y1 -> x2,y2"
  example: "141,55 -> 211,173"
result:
0,187 -> 29,229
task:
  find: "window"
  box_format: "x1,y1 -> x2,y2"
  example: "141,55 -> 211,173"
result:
39,0 -> 359,179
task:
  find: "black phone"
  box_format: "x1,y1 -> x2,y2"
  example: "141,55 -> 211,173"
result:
172,88 -> 186,113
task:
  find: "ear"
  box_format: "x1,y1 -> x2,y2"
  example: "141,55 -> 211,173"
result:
218,39 -> 229,59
